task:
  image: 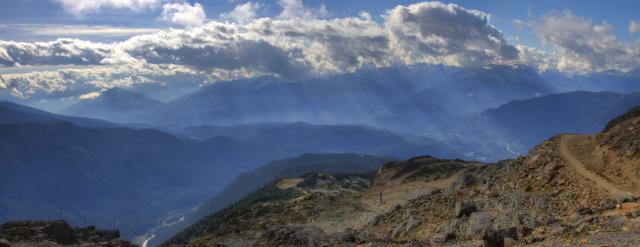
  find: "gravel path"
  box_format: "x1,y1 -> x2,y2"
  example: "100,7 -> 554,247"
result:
560,135 -> 628,198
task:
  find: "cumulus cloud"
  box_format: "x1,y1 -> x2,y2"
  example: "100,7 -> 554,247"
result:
20,1 -> 640,98
220,2 -> 264,23
1,1 -> 534,98
54,0 -> 160,16
0,63 -> 209,99
515,45 -> 555,72
161,2 -> 207,27
384,2 -> 518,67
532,11 -> 640,73
2,2 -> 515,72
278,0 -> 328,19
0,39 -> 112,67
630,20 -> 640,34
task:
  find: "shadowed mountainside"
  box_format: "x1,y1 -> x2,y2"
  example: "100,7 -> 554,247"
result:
143,153 -> 397,246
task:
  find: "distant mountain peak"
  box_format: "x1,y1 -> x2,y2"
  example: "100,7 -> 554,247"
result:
63,87 -> 163,123
99,87 -> 158,101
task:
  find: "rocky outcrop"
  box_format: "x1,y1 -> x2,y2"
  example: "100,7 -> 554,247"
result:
0,220 -> 136,246
254,225 -> 331,247
372,156 -> 480,187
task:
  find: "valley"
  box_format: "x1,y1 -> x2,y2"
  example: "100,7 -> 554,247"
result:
1,1 -> 640,245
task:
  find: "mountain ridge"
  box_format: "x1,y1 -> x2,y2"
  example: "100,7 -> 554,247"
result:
161,107 -> 640,246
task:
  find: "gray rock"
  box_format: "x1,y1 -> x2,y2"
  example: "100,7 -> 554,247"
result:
619,194 -> 634,203
602,199 -> 617,210
467,212 -> 493,236
255,225 -> 330,247
455,201 -> 477,218
0,239 -> 9,247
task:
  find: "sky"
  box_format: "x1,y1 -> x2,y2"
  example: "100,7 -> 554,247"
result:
0,0 -> 639,105
1,1 -> 639,45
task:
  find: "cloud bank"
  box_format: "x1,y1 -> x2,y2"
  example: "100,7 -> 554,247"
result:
532,11 -> 640,73
2,2 -> 517,75
2,1 -> 640,99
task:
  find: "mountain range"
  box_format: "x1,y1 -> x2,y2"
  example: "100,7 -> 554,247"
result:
62,87 -> 165,124
61,65 -> 567,130
3,63 -> 640,246
0,101 -> 457,241
160,106 -> 640,246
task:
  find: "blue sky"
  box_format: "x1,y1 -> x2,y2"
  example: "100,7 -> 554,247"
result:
0,0 -> 640,46
1,0 -> 640,105
2,0 -> 639,46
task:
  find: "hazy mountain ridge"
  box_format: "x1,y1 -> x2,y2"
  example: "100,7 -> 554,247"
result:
59,64 -> 567,130
163,108 -> 640,246
0,101 -> 463,243
0,100 -> 118,128
464,91 -> 640,155
180,122 -> 466,159
0,120 -> 286,239
63,87 -> 165,124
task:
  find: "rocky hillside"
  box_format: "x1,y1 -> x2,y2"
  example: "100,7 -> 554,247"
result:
162,106 -> 640,246
140,153 -> 396,247
0,220 -> 136,246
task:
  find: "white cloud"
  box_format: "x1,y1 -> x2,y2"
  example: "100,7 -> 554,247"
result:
78,91 -> 102,100
532,11 -> 640,73
511,19 -> 531,30
384,2 -> 518,67
0,1 -> 524,98
0,39 -> 112,67
54,0 -> 160,16
0,63 -> 207,99
278,0 -> 327,19
515,45 -> 555,72
161,2 -> 207,27
630,20 -> 640,34
220,2 -> 264,23
3,24 -> 161,38
11,1 -> 640,99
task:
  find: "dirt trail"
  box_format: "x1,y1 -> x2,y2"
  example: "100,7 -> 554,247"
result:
560,135 -> 628,198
